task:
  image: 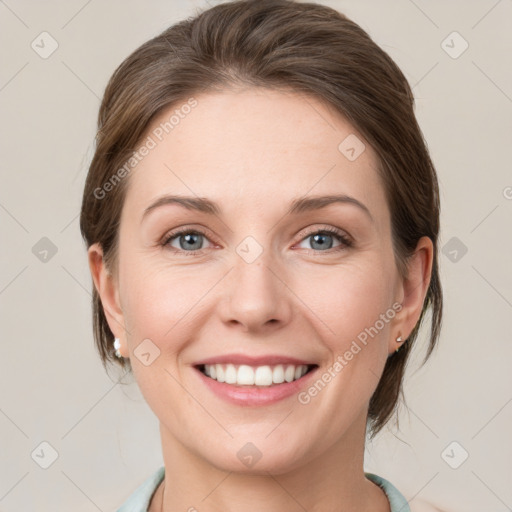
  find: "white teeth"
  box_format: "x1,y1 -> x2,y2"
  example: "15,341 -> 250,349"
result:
272,364 -> 285,384
237,365 -> 255,385
225,364 -> 237,384
284,365 -> 295,383
254,366 -> 273,386
216,364 -> 225,383
202,363 -> 311,386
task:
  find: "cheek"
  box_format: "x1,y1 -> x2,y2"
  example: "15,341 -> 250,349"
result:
120,257 -> 209,352
301,259 -> 394,353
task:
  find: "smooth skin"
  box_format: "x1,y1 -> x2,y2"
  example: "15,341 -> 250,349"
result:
88,87 -> 433,512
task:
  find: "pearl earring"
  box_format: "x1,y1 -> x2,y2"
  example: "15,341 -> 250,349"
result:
395,335 -> 403,353
114,338 -> 123,358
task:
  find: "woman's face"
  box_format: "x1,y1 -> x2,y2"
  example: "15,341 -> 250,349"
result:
93,87 -> 420,473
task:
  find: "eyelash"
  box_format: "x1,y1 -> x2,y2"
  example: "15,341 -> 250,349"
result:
161,226 -> 353,256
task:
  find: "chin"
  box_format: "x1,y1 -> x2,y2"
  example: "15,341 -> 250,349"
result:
200,435 -> 310,476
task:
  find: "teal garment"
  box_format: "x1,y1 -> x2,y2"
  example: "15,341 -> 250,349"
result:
117,466 -> 410,512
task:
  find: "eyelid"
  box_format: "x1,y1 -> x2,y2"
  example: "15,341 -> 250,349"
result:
161,225 -> 219,248
295,224 -> 353,244
161,223 -> 353,254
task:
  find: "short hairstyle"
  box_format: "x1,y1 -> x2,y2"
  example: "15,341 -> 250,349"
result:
80,0 -> 443,439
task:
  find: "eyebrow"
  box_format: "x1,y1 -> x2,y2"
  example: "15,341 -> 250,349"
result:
141,194 -> 374,223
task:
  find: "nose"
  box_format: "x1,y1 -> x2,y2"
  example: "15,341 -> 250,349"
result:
218,253 -> 293,334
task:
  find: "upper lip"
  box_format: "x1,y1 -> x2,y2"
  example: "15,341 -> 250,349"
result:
193,354 -> 317,367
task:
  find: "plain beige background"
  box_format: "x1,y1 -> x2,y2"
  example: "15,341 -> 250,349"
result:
1,1 -> 511,511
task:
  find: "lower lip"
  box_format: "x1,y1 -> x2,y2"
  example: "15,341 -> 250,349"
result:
194,366 -> 318,406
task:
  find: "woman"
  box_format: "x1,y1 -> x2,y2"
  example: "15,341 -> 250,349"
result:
80,0 -> 442,510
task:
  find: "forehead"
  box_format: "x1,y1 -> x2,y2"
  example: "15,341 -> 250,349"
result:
122,87 -> 388,225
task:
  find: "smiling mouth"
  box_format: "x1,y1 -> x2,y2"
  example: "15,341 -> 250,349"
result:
196,363 -> 318,387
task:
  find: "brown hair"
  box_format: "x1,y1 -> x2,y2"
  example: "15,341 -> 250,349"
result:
80,0 -> 442,438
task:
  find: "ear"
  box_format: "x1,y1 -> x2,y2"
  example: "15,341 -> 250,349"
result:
88,243 -> 128,357
391,236 -> 434,355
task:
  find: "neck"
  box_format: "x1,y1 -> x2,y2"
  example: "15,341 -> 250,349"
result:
157,410 -> 390,512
